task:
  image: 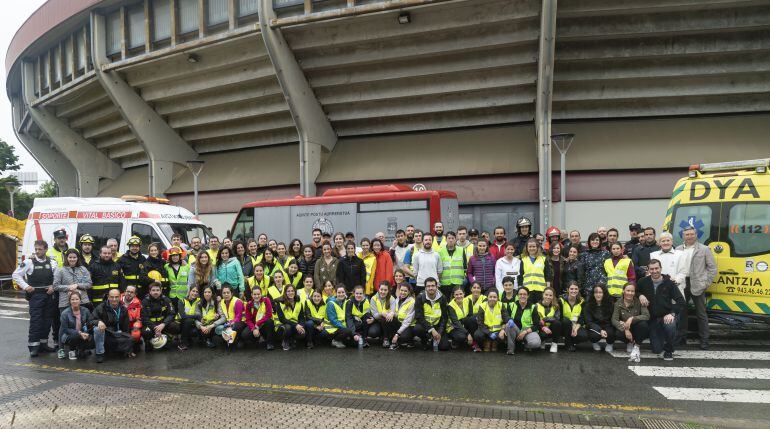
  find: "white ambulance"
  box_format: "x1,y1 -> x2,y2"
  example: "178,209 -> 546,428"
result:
21,196 -> 212,257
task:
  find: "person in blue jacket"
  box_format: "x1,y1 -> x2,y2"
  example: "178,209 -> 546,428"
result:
324,285 -> 354,348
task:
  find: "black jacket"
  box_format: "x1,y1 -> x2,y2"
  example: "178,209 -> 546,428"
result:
584,298 -> 613,331
345,298 -> 372,330
93,302 -> 131,333
631,241 -> 661,279
636,275 -> 685,318
297,257 -> 317,279
414,291 -> 448,333
89,258 -> 123,300
118,252 -> 147,285
623,238 -> 640,257
337,255 -> 366,293
141,295 -> 176,327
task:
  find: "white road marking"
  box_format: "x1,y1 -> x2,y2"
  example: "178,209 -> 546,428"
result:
687,339 -> 770,347
0,302 -> 29,309
0,316 -> 29,321
630,366 -> 770,379
0,296 -> 27,303
0,309 -> 26,316
611,350 -> 770,360
653,387 -> 770,403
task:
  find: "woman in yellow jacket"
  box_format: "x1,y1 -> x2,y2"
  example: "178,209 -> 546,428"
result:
297,276 -> 315,304
520,238 -> 552,304
464,281 -> 487,317
357,238 -> 377,295
267,270 -> 288,303
303,289 -> 328,349
473,290 -> 515,354
447,288 -> 479,352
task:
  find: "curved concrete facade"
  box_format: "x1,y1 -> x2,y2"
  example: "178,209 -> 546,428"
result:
6,0 -> 770,236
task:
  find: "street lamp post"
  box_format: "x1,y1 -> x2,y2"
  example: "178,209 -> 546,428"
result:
5,180 -> 20,218
186,160 -> 205,216
551,133 -> 575,229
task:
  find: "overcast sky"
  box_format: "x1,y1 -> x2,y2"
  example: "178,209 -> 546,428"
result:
1,0 -> 50,191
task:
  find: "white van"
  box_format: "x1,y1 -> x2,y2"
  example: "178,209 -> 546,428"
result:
22,196 -> 212,257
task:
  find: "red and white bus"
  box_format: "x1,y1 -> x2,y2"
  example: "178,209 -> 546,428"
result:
230,185 -> 458,246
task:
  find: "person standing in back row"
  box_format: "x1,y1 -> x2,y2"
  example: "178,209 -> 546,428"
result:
676,225 -> 717,350
411,234 -> 442,296
14,240 -> 58,357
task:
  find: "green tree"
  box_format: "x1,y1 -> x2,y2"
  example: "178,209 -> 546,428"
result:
0,139 -> 20,173
0,140 -> 57,219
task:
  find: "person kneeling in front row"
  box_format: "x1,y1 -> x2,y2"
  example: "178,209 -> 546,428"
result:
474,290 -> 515,354
637,259 -> 684,361
59,292 -> 95,360
92,289 -> 135,361
141,282 -> 180,351
508,287 -> 542,352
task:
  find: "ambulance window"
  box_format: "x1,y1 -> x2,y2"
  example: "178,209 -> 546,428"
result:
131,223 -> 163,254
727,203 -> 770,256
671,205 -> 713,247
76,223 -> 123,251
232,209 -> 254,242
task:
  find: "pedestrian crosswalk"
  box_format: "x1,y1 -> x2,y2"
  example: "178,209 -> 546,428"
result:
614,342 -> 770,404
0,295 -> 29,320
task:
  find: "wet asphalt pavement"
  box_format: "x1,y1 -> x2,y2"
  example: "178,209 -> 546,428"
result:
1,296 -> 769,428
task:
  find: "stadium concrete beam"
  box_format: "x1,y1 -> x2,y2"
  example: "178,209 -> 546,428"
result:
258,0 -> 337,197
90,13 -> 199,198
21,63 -> 123,198
11,97 -> 77,197
535,0 -> 557,231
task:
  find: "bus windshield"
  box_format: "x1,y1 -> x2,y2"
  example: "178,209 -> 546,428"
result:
159,223 -> 211,245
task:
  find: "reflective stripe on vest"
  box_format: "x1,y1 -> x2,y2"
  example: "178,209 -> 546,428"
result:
305,301 -> 326,321
439,247 -> 466,286
535,303 -> 556,327
350,299 -> 370,320
324,299 -> 346,334
220,298 -> 242,322
166,264 -> 190,300
182,298 -> 199,316
604,258 -> 631,297
483,302 -> 504,332
372,296 -> 390,316
463,295 -> 487,316
522,256 -> 547,292
201,304 -> 218,325
268,285 -> 285,302
397,299 -> 415,326
423,300 -> 442,326
91,284 -> 119,303
515,303 -> 534,329
446,299 -> 470,333
560,297 -> 583,323
279,301 -> 302,324
248,276 -> 270,296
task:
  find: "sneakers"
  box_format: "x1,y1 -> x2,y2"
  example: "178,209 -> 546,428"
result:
549,343 -> 558,353
592,342 -> 601,352
626,342 -> 634,354
382,339 -> 391,348
95,354 -> 104,363
266,343 -> 275,351
206,339 -> 216,348
57,348 -> 66,359
68,350 -> 77,360
38,344 -> 55,353
605,343 -> 614,353
700,342 -> 710,350
282,340 -> 290,351
331,339 -> 346,349
628,345 -> 641,363
506,348 -> 515,355
389,342 -> 399,350
472,344 -> 482,353
306,341 -> 314,349
178,344 -> 189,351
663,351 -> 674,361
567,344 -> 576,352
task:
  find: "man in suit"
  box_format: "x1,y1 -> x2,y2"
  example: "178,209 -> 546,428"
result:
676,225 -> 717,350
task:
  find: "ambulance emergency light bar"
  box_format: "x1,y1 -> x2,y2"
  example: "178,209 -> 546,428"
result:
688,159 -> 769,177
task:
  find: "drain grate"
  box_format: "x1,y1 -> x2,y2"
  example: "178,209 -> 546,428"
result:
641,418 -> 692,429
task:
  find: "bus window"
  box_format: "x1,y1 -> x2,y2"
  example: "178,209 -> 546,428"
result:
76,223 -> 123,252
672,205 -> 713,247
131,223 -> 164,254
727,203 -> 770,257
231,209 -> 254,242
158,223 -> 211,246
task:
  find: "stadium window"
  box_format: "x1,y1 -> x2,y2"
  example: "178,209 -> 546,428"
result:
208,0 -> 229,27
64,37 -> 73,80
105,11 -> 122,56
178,0 -> 200,35
127,5 -> 146,52
238,0 -> 258,17
152,0 -> 172,42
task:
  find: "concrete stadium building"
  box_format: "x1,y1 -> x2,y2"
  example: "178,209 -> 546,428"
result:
6,0 -> 770,237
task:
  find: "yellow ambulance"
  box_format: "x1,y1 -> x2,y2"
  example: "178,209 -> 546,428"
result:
662,159 -> 770,322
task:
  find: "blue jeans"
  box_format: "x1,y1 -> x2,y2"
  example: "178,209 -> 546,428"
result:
649,316 -> 677,354
93,329 -> 105,355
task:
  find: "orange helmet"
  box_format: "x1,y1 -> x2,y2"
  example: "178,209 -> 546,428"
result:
168,247 -> 183,256
546,226 -> 561,238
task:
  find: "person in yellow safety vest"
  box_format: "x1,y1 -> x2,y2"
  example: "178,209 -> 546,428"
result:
357,238 -> 377,295
194,286 -> 224,348
187,250 -> 219,296
534,287 -> 562,353
509,287 -> 543,352
474,290 -> 516,354
89,246 -> 123,305
285,260 -> 304,290
247,264 -> 270,299
346,285 -> 373,348
118,236 -> 147,298
520,238 -> 552,305
303,289 -> 328,348
206,236 -> 220,265
47,228 -> 69,267
369,282 -> 398,348
165,247 -> 190,305
216,284 -> 246,349
560,281 -> 588,352
413,277 -> 449,351
241,285 -> 275,350
464,282 -> 487,317
324,285 -> 354,348
186,236 -> 203,266
267,270 -> 288,305
77,234 -> 96,270
500,276 -> 518,317
140,282 -> 180,351
260,248 -> 285,282
243,239 -> 264,278
274,284 -> 307,351
389,283 -> 416,350
438,232 -> 467,298
177,286 -> 200,350
431,221 -> 448,251
446,288 -> 478,352
275,242 -> 296,276
321,280 -> 335,304
456,226 -> 474,265
604,242 -> 636,300
297,275 -> 315,305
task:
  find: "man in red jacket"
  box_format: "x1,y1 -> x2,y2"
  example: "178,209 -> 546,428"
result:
120,285 -> 143,352
489,226 -> 508,260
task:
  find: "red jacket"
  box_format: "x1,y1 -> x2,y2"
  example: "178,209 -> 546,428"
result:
489,240 -> 508,261
121,294 -> 142,324
245,297 -> 273,330
373,251 -> 394,291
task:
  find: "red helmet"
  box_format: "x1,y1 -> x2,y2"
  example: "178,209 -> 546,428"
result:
546,226 -> 561,238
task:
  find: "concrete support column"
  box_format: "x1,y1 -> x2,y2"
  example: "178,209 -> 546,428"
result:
535,0 -> 558,233
21,63 -> 123,197
91,13 -> 198,197
258,0 -> 336,197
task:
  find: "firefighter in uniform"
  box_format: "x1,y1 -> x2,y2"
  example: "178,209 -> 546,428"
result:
90,246 -> 123,305
512,218 -> 533,256
141,282 -> 180,351
13,240 -> 58,357
78,234 -> 96,270
118,236 -> 147,298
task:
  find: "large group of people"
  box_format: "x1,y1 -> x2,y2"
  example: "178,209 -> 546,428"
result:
13,218 -> 717,364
